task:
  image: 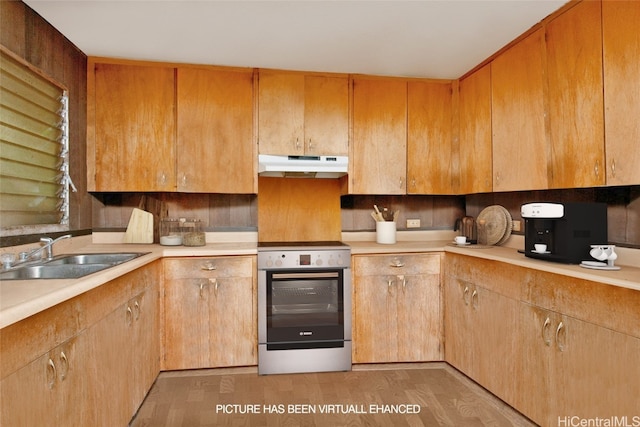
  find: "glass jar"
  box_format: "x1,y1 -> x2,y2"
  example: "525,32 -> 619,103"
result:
159,218 -> 182,246
180,218 -> 206,246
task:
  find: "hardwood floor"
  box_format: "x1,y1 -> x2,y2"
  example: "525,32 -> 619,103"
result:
130,363 -> 535,427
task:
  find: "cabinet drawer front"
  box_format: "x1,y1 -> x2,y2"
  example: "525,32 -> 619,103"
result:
164,256 -> 254,279
353,253 -> 440,276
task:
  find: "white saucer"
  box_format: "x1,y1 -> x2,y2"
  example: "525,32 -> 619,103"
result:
580,261 -> 620,271
531,250 -> 551,254
453,241 -> 471,246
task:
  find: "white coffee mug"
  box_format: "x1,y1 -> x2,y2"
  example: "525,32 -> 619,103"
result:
455,236 -> 467,245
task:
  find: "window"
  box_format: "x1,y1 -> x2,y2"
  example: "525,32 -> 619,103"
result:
0,46 -> 74,237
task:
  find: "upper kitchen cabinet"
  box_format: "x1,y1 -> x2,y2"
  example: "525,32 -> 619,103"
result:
89,61 -> 176,191
257,70 -> 348,156
177,67 -> 256,193
457,65 -> 492,194
407,80 -> 455,194
491,29 -> 548,192
350,77 -> 407,195
603,0 -> 640,185
546,0 -> 605,188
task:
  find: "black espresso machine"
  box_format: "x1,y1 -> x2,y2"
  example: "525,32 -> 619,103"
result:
521,202 -> 608,264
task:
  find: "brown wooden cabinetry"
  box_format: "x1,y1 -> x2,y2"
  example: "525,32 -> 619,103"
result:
352,253 -> 442,363
407,80 -> 455,194
177,67 -> 256,193
603,0 -> 640,185
457,64 -> 492,194
258,70 -> 348,156
163,256 -> 257,370
0,262 -> 160,427
90,62 -> 176,191
350,77 -> 407,194
491,29 -> 548,192
546,0 -> 605,188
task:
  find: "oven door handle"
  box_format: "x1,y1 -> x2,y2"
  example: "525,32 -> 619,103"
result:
271,271 -> 340,279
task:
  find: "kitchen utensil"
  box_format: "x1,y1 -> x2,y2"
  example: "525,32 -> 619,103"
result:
454,216 -> 476,243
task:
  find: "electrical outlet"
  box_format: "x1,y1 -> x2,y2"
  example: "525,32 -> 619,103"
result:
512,220 -> 522,232
406,219 -> 421,228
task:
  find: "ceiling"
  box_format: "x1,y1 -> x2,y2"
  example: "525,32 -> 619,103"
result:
24,0 -> 568,80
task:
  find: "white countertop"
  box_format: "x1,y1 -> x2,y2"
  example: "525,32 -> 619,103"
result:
1,231 -> 638,329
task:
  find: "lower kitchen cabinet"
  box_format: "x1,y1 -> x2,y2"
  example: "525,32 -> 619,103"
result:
163,256 -> 257,370
0,334 -> 94,426
444,276 -> 520,407
0,261 -> 160,427
352,253 -> 442,363
446,253 -> 640,427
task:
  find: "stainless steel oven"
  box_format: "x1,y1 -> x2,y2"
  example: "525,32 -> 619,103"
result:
257,242 -> 351,375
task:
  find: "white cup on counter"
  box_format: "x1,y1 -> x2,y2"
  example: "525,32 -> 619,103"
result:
454,236 -> 467,245
376,221 -> 396,244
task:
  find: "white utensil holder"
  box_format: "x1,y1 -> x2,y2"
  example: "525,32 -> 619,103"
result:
376,221 -> 396,244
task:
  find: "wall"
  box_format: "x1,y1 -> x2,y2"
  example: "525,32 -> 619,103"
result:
1,0 -> 90,246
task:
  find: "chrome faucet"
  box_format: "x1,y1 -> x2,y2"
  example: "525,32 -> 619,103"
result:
17,234 -> 72,263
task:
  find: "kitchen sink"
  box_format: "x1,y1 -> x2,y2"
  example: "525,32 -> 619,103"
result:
45,253 -> 144,266
0,252 -> 149,281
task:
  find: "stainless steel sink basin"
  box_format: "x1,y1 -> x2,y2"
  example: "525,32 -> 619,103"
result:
0,263 -> 113,280
0,252 -> 149,281
46,253 -> 144,266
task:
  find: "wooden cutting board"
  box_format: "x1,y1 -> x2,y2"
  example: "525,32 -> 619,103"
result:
124,208 -> 154,243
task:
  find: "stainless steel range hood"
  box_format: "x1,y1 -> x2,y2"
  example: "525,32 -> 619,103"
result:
258,154 -> 348,178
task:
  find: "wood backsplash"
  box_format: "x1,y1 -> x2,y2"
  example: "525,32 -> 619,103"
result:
257,177 -> 342,242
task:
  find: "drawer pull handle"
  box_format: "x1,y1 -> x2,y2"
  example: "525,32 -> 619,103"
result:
199,282 -> 206,298
209,277 -> 219,292
134,301 -> 140,321
201,263 -> 217,271
471,290 -> 478,310
126,306 -> 133,326
390,259 -> 404,268
463,286 -> 470,305
542,317 -> 552,346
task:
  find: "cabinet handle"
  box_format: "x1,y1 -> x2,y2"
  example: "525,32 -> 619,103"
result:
387,279 -> 394,290
134,301 -> 140,321
181,173 -> 187,187
308,138 -> 313,150
389,258 -> 404,268
159,172 -> 167,186
594,160 -> 600,178
399,178 -> 403,189
611,159 -> 616,177
542,317 -> 552,346
209,277 -> 219,292
126,306 -> 133,326
463,286 -> 470,305
471,290 -> 478,310
555,321 -> 566,352
295,138 -> 300,150
411,178 -> 416,189
59,351 -> 68,381
397,275 -> 406,290
199,281 -> 206,298
47,358 -> 57,389
201,263 -> 217,271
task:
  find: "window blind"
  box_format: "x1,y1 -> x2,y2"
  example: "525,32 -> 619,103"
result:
0,47 -> 71,234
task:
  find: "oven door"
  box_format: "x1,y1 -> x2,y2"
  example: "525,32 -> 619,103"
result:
259,268 -> 348,350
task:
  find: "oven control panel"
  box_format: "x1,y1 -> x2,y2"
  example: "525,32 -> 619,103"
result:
258,249 -> 351,270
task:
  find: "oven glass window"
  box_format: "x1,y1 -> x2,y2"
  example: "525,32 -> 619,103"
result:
266,270 -> 344,347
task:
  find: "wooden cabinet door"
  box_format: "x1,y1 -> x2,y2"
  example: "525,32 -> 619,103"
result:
353,254 -> 441,363
258,71 -> 305,155
93,63 -> 176,191
443,276 -> 476,376
304,75 -> 349,156
407,80 -> 454,194
491,29 -> 548,191
458,64 -> 492,194
603,0 -> 640,185
163,257 -> 257,370
177,67 -> 256,193
546,0 -> 605,188
351,77 -> 407,194
0,335 -> 93,426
